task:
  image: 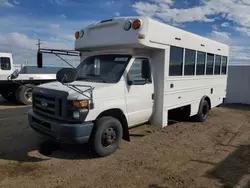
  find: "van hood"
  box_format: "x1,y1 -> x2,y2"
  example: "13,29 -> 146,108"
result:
37,81 -> 123,100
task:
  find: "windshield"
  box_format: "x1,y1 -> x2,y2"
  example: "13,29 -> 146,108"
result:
76,54 -> 131,83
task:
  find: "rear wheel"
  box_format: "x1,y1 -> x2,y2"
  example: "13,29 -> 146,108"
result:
195,100 -> 209,122
16,84 -> 34,105
89,116 -> 123,157
1,90 -> 18,103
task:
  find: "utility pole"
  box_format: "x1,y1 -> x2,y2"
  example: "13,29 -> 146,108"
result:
36,39 -> 41,50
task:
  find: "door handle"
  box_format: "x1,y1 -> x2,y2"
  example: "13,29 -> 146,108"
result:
152,93 -> 154,100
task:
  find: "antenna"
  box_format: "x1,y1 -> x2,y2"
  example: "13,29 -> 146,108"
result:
36,39 -> 41,50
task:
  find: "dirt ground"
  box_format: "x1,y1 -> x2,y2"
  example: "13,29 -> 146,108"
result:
0,96 -> 250,188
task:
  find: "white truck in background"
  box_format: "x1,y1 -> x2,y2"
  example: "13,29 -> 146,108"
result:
28,16 -> 229,157
0,51 -> 78,105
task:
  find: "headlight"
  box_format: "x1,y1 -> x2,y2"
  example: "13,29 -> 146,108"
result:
72,100 -> 88,108
124,20 -> 132,31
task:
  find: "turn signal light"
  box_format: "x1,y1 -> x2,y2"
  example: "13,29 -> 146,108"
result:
138,34 -> 145,39
72,100 -> 88,108
132,19 -> 141,30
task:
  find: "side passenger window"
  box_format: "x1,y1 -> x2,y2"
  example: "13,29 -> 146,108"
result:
128,58 -> 151,82
196,51 -> 206,75
206,53 -> 214,75
184,49 -> 196,75
169,46 -> 184,76
222,56 -> 228,74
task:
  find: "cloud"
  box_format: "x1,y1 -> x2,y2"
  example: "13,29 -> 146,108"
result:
0,32 -> 76,64
133,0 -> 215,23
211,30 -> 231,39
235,26 -> 250,37
13,0 -> 19,5
209,30 -> 231,45
49,0 -> 68,5
133,0 -> 250,64
105,1 -> 115,6
212,24 -> 218,31
133,0 -> 250,27
230,46 -> 250,61
60,14 -> 67,19
0,15 -> 94,65
221,22 -> 229,27
0,0 -> 15,7
0,32 -> 37,50
49,23 -> 60,29
63,34 -> 74,41
115,12 -> 120,17
133,2 -> 159,17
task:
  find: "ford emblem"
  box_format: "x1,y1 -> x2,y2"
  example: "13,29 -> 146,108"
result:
41,101 -> 48,107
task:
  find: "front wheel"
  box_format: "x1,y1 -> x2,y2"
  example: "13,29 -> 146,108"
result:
89,117 -> 123,157
16,84 -> 34,105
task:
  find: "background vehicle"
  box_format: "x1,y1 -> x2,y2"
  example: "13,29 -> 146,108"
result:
28,16 -> 229,156
0,52 -> 74,105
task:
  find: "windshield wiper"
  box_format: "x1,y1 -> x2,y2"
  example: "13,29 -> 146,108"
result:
86,74 -> 107,83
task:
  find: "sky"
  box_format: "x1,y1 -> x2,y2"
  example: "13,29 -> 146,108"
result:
0,0 -> 250,66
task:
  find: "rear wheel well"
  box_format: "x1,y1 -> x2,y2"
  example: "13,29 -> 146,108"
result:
96,109 -> 130,141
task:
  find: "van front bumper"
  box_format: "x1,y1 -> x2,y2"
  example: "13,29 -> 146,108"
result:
28,110 -> 94,144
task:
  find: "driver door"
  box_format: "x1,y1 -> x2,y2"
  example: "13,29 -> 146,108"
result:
125,57 -> 154,126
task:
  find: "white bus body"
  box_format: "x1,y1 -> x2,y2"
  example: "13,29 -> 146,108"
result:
29,17 -> 229,156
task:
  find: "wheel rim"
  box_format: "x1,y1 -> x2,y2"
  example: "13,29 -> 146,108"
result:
202,105 -> 208,119
101,127 -> 117,147
24,88 -> 33,102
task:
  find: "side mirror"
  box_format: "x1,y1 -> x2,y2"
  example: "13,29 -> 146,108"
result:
10,69 -> 19,80
127,80 -> 133,86
37,51 -> 43,68
141,60 -> 151,79
56,68 -> 77,84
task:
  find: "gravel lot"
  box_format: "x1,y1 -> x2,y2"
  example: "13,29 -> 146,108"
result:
0,96 -> 250,188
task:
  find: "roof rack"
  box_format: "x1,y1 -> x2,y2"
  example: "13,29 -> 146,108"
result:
38,48 -> 80,57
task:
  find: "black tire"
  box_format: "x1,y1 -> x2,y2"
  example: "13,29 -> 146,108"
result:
38,140 -> 60,156
89,116 -> 123,157
1,90 -> 18,103
195,100 -> 209,122
16,84 -> 34,105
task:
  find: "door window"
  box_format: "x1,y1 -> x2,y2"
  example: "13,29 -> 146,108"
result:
128,58 -> 151,82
